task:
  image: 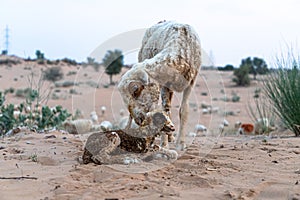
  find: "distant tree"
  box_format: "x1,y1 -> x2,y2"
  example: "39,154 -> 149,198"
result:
218,64 -> 235,71
1,50 -> 8,55
253,57 -> 268,77
86,57 -> 100,71
102,49 -> 124,85
35,50 -> 44,60
241,57 -> 268,80
233,62 -> 250,86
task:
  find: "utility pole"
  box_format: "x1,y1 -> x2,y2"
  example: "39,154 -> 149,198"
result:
4,25 -> 9,54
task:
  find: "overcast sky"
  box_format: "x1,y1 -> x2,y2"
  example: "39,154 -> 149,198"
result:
1,0 -> 299,66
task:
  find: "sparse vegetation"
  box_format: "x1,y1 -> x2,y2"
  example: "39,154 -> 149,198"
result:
0,58 -> 21,65
55,81 -> 76,88
61,58 -> 78,66
0,90 -> 71,135
263,50 -> 300,136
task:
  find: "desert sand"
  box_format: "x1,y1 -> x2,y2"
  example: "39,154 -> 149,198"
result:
0,56 -> 299,200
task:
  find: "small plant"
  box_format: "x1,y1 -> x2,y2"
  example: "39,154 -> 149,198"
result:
29,153 -> 38,162
263,49 -> 300,136
231,95 -> 240,102
254,88 -> 261,98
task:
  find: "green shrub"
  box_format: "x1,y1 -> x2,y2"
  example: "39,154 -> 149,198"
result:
4,87 -> 14,95
233,64 -> 250,86
0,91 -> 71,135
231,95 -> 240,102
254,88 -> 261,98
263,51 -> 300,136
54,81 -> 76,88
43,67 -> 64,82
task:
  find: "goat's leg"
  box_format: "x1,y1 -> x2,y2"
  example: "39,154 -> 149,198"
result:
160,86 -> 175,147
177,84 -> 193,150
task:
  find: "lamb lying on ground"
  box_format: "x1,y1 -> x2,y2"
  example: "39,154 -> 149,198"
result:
82,110 -> 177,165
63,119 -> 94,134
118,21 -> 201,150
63,119 -> 112,134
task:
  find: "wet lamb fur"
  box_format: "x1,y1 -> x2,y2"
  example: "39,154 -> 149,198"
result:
82,111 -> 176,165
118,21 -> 201,150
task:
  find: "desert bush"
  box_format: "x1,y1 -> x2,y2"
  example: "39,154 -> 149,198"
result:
233,64 -> 250,86
0,90 -> 71,135
43,66 -> 64,82
4,87 -> 14,95
66,71 -> 77,76
15,88 -> 32,98
0,59 -> 21,65
61,58 -> 78,66
69,89 -> 78,94
254,88 -> 261,98
263,51 -> 300,136
85,57 -> 100,71
86,81 -> 99,88
231,95 -> 240,102
55,81 -> 76,88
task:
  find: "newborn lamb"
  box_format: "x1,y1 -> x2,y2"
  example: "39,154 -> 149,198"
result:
82,110 -> 177,165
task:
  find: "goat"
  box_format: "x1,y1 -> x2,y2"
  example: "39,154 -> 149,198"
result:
118,21 -> 201,150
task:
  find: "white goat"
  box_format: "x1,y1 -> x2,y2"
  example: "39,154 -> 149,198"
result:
118,21 -> 201,150
100,106 -> 106,116
90,111 -> 99,124
99,120 -> 113,131
194,124 -> 207,133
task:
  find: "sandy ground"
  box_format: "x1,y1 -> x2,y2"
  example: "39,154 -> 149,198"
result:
0,56 -> 300,200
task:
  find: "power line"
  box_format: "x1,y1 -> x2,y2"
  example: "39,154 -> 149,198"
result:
5,25 -> 9,53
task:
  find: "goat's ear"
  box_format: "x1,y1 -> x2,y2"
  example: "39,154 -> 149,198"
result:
128,81 -> 144,99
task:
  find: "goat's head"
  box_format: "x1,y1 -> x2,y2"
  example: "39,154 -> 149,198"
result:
118,66 -> 161,126
127,81 -> 160,126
